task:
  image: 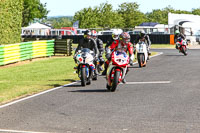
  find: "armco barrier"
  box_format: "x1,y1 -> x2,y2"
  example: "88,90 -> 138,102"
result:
0,40 -> 54,66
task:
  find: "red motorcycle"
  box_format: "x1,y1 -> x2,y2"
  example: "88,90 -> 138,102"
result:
106,48 -> 129,92
176,37 -> 188,56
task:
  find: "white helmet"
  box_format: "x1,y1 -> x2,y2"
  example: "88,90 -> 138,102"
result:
112,31 -> 119,40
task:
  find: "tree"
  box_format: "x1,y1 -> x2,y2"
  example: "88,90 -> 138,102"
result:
98,3 -> 124,28
192,8 -> 200,15
22,0 -> 49,27
118,2 -> 146,28
146,5 -> 192,24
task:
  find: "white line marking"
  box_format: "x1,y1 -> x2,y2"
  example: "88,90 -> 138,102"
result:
124,81 -> 171,85
0,82 -> 78,109
149,52 -> 163,58
0,129 -> 50,133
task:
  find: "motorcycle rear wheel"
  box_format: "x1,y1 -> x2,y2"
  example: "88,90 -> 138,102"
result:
182,46 -> 187,56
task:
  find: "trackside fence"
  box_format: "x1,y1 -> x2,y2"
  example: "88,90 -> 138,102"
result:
0,40 -> 54,66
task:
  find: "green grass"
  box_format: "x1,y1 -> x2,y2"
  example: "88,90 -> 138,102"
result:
151,44 -> 175,49
0,57 -> 78,104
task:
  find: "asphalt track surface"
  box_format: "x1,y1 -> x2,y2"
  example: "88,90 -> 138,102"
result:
0,49 -> 200,133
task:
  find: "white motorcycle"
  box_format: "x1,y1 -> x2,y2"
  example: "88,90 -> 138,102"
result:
75,48 -> 96,86
136,41 -> 148,67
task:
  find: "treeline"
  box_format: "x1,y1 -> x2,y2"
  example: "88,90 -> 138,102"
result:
72,2 -> 200,28
44,16 -> 73,29
0,0 -> 23,44
0,0 -> 49,44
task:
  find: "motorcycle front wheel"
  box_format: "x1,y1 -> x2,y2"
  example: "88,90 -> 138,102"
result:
110,70 -> 120,92
182,46 -> 187,56
137,53 -> 145,67
80,67 -> 86,86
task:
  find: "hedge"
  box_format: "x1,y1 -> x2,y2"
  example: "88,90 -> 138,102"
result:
0,0 -> 23,44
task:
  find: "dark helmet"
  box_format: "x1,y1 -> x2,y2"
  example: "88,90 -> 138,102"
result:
120,32 -> 130,44
140,30 -> 146,37
84,30 -> 91,39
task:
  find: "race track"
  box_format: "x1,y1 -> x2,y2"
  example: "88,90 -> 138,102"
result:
0,49 -> 200,133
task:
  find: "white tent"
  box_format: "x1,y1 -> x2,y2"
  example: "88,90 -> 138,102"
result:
24,22 -> 51,29
22,22 -> 51,35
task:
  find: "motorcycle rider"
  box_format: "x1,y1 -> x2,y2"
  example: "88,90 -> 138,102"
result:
74,30 -> 99,77
91,30 -> 104,71
174,30 -> 186,49
134,30 -> 151,59
102,30 -> 120,75
106,32 -> 134,83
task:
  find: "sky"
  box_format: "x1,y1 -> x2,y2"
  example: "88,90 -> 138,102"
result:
40,0 -> 200,16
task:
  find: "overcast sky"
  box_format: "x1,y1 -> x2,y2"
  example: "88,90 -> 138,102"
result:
40,0 -> 200,16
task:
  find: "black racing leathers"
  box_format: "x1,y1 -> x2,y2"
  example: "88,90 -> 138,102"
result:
75,38 -> 99,56
95,38 -> 104,57
174,33 -> 185,43
134,34 -> 151,47
94,38 -> 104,66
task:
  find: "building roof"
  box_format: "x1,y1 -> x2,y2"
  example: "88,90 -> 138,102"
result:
139,22 -> 159,27
24,22 -> 52,29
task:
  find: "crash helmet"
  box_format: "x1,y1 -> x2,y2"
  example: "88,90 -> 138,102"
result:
175,30 -> 180,35
140,30 -> 146,37
91,30 -> 97,37
112,30 -> 119,40
84,30 -> 91,39
120,32 -> 130,44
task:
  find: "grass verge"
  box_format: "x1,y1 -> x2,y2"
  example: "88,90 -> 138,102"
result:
151,44 -> 175,49
0,56 -> 78,105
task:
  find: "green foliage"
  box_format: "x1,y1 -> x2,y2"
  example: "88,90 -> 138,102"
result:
73,3 -> 200,29
192,8 -> 200,15
147,6 -> 192,24
73,3 -> 125,29
0,0 -> 23,44
118,2 -> 147,28
22,0 -> 49,27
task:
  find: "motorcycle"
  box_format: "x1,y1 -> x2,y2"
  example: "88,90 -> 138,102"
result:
106,48 -> 129,92
136,41 -> 148,67
176,37 -> 188,56
74,48 -> 96,86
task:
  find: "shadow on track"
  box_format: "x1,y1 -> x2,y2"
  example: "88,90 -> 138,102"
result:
165,54 -> 185,56
49,79 -> 77,82
68,89 -> 108,93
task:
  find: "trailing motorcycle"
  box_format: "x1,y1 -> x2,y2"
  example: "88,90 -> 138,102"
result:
136,41 -> 148,67
106,48 -> 129,92
176,37 -> 188,56
74,48 -> 96,86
